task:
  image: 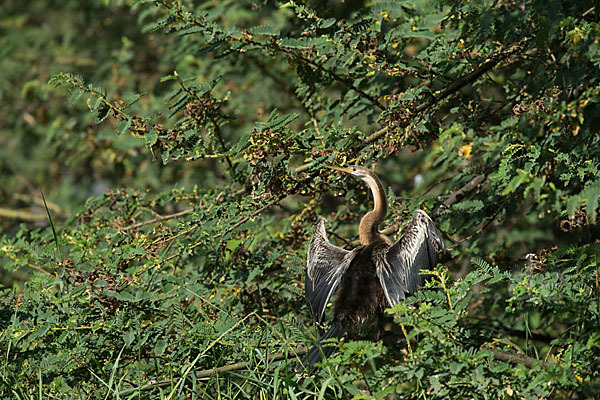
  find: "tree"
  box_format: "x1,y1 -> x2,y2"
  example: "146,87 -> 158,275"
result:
1,0 -> 599,398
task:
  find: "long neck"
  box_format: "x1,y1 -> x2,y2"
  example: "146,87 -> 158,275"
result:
358,172 -> 388,245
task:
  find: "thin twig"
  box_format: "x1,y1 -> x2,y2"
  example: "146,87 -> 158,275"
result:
122,209 -> 193,231
211,119 -> 234,171
445,196 -> 509,251
185,172 -> 319,252
165,4 -> 384,111
364,42 -> 527,144
297,53 -> 385,110
582,6 -> 595,17
294,162 -> 314,174
24,262 -> 55,277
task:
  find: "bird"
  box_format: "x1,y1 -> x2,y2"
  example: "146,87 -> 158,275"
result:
297,165 -> 445,372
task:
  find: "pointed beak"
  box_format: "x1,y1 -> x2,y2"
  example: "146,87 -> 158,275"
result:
325,166 -> 353,175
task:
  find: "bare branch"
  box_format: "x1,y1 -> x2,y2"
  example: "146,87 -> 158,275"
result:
0,207 -> 48,222
121,209 -> 193,231
433,174 -> 486,218
485,347 -> 551,369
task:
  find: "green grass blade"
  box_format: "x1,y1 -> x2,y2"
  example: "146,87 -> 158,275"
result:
40,189 -> 60,259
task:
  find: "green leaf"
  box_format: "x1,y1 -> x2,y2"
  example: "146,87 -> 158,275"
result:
408,30 -> 435,39
501,169 -> 530,195
154,339 -> 168,355
567,195 -> 580,218
124,330 -> 136,346
117,117 -> 132,136
125,93 -> 144,106
96,102 -> 111,123
279,38 -> 310,49
29,323 -> 50,342
69,88 -> 84,105
145,128 -> 158,146
583,180 -> 600,223
249,24 -> 280,36
320,18 -> 336,29
259,111 -> 299,132
160,74 -> 178,82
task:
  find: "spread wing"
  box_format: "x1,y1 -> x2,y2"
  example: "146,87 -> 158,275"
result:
377,209 -> 445,308
305,220 -> 359,324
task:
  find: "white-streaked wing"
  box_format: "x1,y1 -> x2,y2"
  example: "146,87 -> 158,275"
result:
377,210 -> 445,308
305,220 -> 359,324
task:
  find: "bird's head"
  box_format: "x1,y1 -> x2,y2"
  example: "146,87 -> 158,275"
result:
326,165 -> 373,180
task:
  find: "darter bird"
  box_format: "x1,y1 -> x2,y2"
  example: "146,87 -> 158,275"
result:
297,165 -> 445,371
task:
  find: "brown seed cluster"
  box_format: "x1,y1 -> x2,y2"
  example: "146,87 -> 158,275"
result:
243,128 -> 297,199
560,208 -> 589,232
242,128 -> 291,167
374,93 -> 433,152
111,96 -> 225,160
64,263 -> 127,311
286,207 -> 319,250
512,99 -> 548,116
151,124 -> 190,155
184,96 -> 221,127
111,100 -> 151,136
382,93 -> 416,130
524,245 -> 557,272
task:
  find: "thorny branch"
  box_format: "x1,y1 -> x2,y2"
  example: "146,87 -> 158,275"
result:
364,40 -> 529,144
295,41 -> 530,174
162,2 -> 384,111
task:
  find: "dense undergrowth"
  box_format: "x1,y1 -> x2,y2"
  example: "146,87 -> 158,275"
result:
1,0 -> 599,398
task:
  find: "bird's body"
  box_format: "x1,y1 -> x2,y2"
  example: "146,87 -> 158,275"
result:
298,165 -> 445,371
333,241 -> 387,329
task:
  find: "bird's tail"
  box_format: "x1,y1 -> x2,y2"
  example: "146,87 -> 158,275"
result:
296,323 -> 346,372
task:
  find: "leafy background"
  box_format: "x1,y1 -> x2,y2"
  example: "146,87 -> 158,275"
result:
1,0 -> 599,398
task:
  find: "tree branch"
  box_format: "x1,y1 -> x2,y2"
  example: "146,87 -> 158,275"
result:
433,173 -> 487,218
293,41 -> 530,174
0,207 -> 48,222
485,347 -> 551,369
297,53 -> 385,110
364,41 -> 528,144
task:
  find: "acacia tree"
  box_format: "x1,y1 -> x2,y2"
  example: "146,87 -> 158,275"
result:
1,0 -> 599,398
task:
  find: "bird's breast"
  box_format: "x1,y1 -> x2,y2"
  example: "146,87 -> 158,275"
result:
332,243 -> 387,328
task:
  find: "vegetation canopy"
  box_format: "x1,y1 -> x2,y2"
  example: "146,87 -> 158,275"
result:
0,0 -> 599,398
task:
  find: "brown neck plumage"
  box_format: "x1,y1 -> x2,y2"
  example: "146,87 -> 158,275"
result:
358,172 -> 389,245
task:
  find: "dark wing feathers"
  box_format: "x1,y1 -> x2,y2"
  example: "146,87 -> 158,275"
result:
378,209 -> 445,307
305,220 -> 358,323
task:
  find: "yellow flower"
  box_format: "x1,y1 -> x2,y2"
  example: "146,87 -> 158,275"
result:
459,143 -> 472,158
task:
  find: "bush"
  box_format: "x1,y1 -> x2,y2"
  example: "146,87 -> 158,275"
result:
1,0 -> 599,398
